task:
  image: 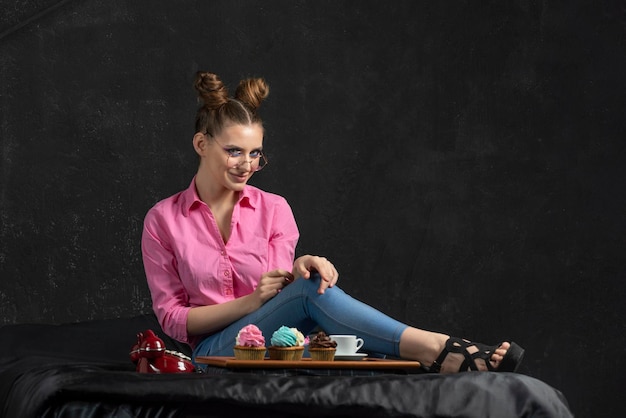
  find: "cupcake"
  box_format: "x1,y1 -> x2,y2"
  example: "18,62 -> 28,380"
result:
268,326 -> 305,360
308,331 -> 337,361
233,324 -> 266,360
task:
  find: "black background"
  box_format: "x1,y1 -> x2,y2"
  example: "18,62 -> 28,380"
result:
1,1 -> 625,416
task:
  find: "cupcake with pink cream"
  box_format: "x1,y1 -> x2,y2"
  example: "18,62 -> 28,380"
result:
233,324 -> 266,360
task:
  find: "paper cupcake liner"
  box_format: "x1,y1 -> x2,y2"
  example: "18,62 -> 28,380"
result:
308,347 -> 336,361
268,346 -> 305,361
233,345 -> 267,361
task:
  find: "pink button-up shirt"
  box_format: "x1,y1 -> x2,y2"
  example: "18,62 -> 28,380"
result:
141,177 -> 299,347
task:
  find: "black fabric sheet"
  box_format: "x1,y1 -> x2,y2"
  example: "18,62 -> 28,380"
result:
0,315 -> 573,418
0,356 -> 572,418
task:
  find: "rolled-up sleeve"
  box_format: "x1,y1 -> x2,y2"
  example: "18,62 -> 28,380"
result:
141,209 -> 192,344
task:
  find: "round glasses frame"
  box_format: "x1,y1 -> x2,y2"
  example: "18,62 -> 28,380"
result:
206,132 -> 268,172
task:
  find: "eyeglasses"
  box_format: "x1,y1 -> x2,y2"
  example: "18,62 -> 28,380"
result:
207,133 -> 268,172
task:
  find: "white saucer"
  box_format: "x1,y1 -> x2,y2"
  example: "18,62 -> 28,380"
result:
334,353 -> 368,361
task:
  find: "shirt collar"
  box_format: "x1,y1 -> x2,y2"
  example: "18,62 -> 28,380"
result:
181,177 -> 256,216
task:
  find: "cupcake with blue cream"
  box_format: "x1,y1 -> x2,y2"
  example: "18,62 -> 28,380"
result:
268,326 -> 305,360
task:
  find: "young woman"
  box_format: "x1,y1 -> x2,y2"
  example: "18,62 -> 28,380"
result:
141,71 -> 524,373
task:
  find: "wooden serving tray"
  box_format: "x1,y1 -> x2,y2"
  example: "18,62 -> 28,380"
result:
195,356 -> 421,370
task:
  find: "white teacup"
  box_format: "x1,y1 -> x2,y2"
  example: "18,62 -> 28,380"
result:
330,335 -> 364,355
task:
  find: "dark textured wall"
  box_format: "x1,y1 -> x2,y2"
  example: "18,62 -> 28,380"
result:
1,1 -> 625,416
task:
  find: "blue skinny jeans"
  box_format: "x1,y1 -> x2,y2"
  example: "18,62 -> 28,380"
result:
192,273 -> 408,360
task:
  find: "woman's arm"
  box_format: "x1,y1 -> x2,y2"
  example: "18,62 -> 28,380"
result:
188,252 -> 341,335
186,268 -> 293,335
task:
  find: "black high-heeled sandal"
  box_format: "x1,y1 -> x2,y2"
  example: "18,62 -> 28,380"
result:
426,337 -> 525,373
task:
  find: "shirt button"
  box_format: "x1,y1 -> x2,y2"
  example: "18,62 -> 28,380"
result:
223,270 -> 230,277
225,288 -> 233,295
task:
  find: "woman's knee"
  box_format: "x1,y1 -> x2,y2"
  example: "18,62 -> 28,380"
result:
284,275 -> 316,296
290,272 -> 344,298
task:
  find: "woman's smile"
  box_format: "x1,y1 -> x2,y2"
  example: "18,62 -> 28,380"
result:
229,170 -> 251,183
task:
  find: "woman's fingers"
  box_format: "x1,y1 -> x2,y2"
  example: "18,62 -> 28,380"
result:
291,255 -> 339,294
317,262 -> 339,294
256,270 -> 295,301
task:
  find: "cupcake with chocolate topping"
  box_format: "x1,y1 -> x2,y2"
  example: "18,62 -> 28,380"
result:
233,324 -> 266,360
308,331 -> 337,361
268,326 -> 305,360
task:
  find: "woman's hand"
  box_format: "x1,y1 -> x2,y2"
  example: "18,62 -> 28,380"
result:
251,269 -> 294,306
292,255 -> 339,294
188,269 -> 294,336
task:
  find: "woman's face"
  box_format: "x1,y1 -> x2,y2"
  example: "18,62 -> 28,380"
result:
199,123 -> 264,193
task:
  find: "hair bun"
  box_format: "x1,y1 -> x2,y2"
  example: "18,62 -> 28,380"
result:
235,78 -> 269,111
194,72 -> 229,110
